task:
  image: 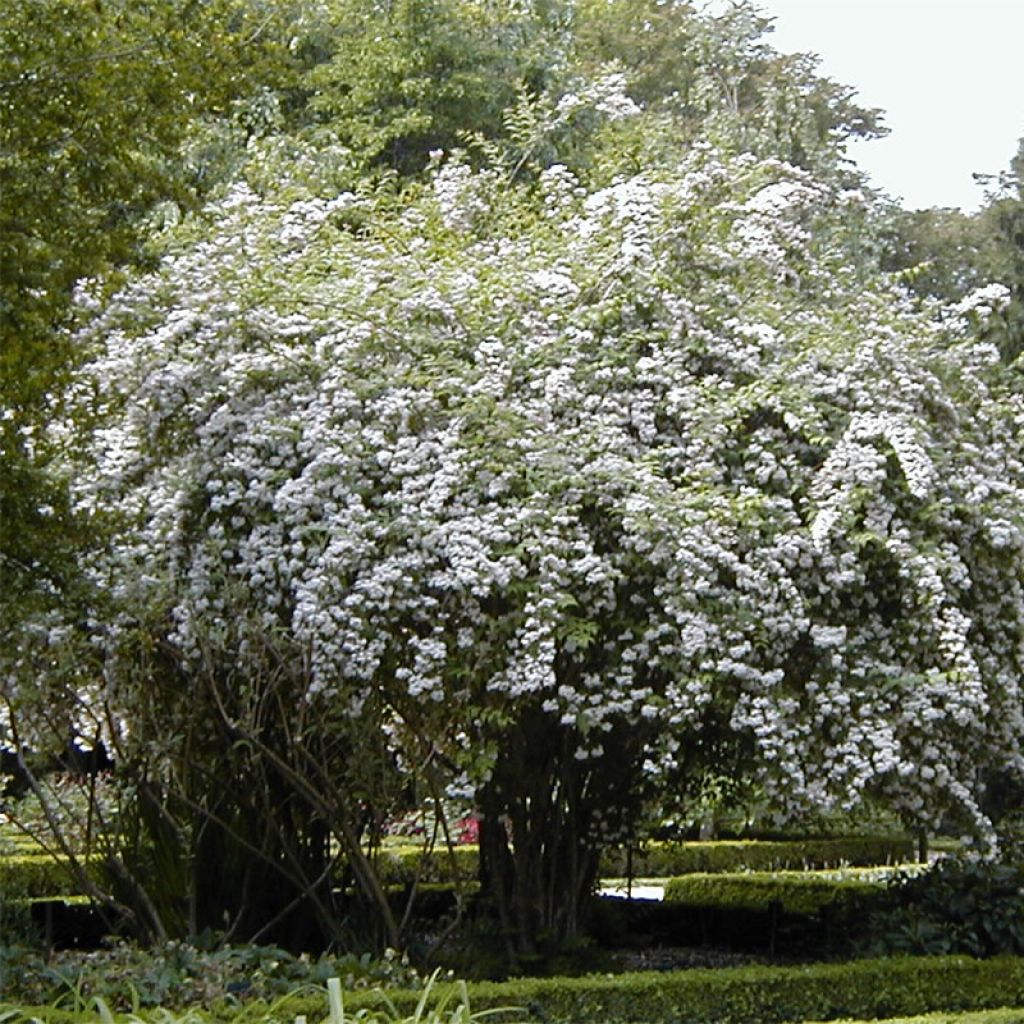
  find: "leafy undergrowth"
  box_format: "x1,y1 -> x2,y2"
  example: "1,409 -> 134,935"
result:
0,943 -> 430,1011
0,972 -> 520,1023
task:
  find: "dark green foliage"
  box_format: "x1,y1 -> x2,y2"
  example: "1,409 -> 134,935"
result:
304,0 -> 570,175
880,137 -> 1024,366
880,207 -> 1002,303
861,859 -> 1024,959
0,940 -> 426,1011
0,0 -> 298,633
978,138 -> 1024,365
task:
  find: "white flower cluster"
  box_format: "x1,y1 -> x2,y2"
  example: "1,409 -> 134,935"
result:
555,71 -> 641,123
60,137 -> 1024,843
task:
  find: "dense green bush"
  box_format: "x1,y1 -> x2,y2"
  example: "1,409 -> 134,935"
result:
861,859 -> 1024,958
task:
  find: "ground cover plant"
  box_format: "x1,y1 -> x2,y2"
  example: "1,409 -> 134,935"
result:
0,972 -> 518,1023
0,943 -> 429,1011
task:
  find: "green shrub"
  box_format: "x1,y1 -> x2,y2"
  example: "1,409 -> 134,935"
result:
662,870 -> 883,915
277,955 -> 1024,1023
861,859 -> 1024,958
601,836 -> 914,876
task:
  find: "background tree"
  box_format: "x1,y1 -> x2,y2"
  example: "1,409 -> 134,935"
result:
0,0 -> 303,644
573,0 -> 886,176
976,138 -> 1024,364
879,137 -> 1024,366
301,0 -> 572,175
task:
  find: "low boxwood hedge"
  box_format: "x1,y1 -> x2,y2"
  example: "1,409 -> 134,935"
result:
274,956 -> 1024,1023
811,1011 -> 1024,1024
602,836 -> 914,877
662,870 -> 884,915
376,844 -> 479,884
5,837 -> 907,899
0,853 -> 98,899
375,837 -> 913,886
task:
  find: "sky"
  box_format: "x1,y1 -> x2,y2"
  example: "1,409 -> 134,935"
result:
753,0 -> 1024,211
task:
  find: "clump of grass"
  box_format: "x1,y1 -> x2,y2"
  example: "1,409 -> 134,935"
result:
317,970 -> 521,1024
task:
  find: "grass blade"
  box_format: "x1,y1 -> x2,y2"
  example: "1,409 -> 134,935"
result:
327,976 -> 345,1024
91,995 -> 116,1024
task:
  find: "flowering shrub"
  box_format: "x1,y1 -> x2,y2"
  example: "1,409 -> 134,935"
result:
10,96 -> 1022,949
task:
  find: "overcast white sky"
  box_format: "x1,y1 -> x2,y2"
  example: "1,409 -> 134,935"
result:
754,0 -> 1024,211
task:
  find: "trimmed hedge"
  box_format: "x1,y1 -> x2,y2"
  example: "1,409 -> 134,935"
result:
271,955 -> 1024,1023
662,870 -> 883,915
375,837 -> 912,885
813,1012 -> 1024,1024
4,838 -> 906,898
376,844 -> 479,883
0,853 -> 98,899
602,836 -> 915,877
0,832 -> 47,853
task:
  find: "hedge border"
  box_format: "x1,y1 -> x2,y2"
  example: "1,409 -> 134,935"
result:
0,854 -> 98,899
602,837 -> 915,877
662,870 -> 885,915
0,837 -> 914,897
811,1011 -> 1024,1024
5,958 -> 1023,1023
274,955 -> 1024,1024
376,837 -> 914,885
